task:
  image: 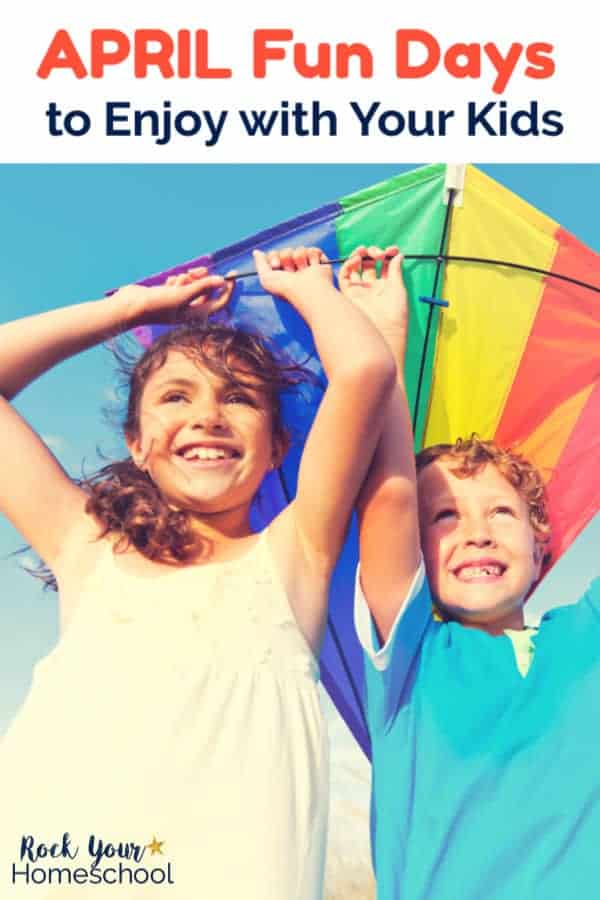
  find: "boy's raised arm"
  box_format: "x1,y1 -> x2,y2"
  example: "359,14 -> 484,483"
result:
340,247 -> 421,642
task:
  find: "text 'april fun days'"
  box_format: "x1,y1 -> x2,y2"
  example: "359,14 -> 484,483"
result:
37,29 -> 555,95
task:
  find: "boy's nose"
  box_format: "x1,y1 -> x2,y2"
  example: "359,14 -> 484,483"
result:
463,520 -> 496,547
465,535 -> 496,548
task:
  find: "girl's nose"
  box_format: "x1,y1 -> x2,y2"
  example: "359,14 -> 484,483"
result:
190,399 -> 226,431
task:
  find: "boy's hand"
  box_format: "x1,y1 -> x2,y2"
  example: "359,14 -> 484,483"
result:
111,266 -> 236,328
339,246 -> 407,360
253,247 -> 333,308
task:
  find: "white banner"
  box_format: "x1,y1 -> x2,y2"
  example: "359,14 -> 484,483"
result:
0,0 -> 596,162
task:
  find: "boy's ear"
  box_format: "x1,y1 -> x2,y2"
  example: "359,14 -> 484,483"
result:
532,541 -> 545,580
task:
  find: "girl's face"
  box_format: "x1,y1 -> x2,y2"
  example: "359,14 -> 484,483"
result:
126,351 -> 283,517
418,460 -> 543,632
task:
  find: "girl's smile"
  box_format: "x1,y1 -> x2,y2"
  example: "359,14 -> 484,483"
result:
127,350 -> 279,516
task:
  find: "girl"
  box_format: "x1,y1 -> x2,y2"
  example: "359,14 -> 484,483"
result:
0,247 -> 395,898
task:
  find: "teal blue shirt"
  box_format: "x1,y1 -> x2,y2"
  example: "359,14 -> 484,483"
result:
355,570 -> 600,900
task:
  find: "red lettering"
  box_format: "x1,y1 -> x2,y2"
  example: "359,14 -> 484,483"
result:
194,30 -> 232,78
293,44 -> 330,78
525,42 -> 555,80
484,42 -> 523,94
253,28 -> 293,78
134,29 -> 174,78
444,43 -> 481,80
395,29 -> 440,78
177,30 -> 191,78
37,29 -> 87,79
90,29 -> 130,78
336,43 -> 373,78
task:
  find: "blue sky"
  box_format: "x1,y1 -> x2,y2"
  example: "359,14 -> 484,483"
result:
0,164 -> 598,734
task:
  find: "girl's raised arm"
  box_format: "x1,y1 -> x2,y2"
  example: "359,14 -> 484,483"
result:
253,247 -> 396,640
340,248 -> 421,642
0,271 -> 233,572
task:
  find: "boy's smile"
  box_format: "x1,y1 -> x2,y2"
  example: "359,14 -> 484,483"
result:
418,460 -> 543,633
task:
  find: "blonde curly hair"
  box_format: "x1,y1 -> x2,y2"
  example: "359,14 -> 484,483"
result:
416,435 -> 551,562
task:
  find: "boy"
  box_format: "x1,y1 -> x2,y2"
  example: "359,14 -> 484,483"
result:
340,246 -> 600,900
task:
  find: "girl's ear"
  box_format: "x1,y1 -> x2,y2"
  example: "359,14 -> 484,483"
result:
271,430 -> 291,470
125,433 -> 145,470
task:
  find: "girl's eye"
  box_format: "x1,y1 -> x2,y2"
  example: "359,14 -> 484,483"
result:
225,393 -> 254,406
162,392 -> 188,404
433,508 -> 456,523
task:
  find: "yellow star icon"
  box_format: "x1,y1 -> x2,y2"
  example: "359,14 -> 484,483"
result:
146,836 -> 165,855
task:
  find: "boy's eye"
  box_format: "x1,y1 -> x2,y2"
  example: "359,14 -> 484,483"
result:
492,506 -> 514,516
162,392 -> 188,403
433,508 -> 456,523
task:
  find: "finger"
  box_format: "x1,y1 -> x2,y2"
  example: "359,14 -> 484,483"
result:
339,253 -> 365,286
293,246 -> 309,270
184,276 -> 227,305
202,279 -> 235,313
387,252 -> 405,282
174,273 -> 193,286
279,247 -> 296,272
267,250 -> 282,270
381,246 -> 400,278
367,245 -> 386,260
184,276 -> 233,307
361,253 -> 378,283
339,257 -> 358,282
307,246 -> 323,267
189,266 -> 209,277
253,249 -> 271,275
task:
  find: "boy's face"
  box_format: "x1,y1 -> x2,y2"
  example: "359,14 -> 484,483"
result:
417,460 -> 543,633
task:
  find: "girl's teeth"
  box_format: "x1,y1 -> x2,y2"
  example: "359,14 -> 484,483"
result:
183,447 -> 228,461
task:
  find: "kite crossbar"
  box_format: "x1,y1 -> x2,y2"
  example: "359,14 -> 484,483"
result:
224,254 -> 600,295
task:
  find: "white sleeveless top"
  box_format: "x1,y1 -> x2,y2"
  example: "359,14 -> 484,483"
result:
0,530 -> 328,898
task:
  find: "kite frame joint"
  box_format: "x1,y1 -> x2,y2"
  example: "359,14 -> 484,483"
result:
419,295 -> 450,308
444,164 -> 466,207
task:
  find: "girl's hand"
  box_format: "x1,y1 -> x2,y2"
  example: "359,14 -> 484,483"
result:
339,246 -> 408,352
253,247 -> 333,309
111,266 -> 236,328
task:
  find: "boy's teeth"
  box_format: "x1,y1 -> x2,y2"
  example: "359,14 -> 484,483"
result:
458,564 -> 503,580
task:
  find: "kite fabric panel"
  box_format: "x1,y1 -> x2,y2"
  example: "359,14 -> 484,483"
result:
131,164 -> 600,758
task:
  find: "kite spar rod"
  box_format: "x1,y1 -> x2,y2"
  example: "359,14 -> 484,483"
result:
224,255 -> 600,296
411,187 -> 457,435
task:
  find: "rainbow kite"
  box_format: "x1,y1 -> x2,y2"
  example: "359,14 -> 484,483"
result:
131,164 -> 600,756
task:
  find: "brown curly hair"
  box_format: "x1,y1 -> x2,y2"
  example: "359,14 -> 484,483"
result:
416,435 -> 551,561
29,322 -> 311,590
